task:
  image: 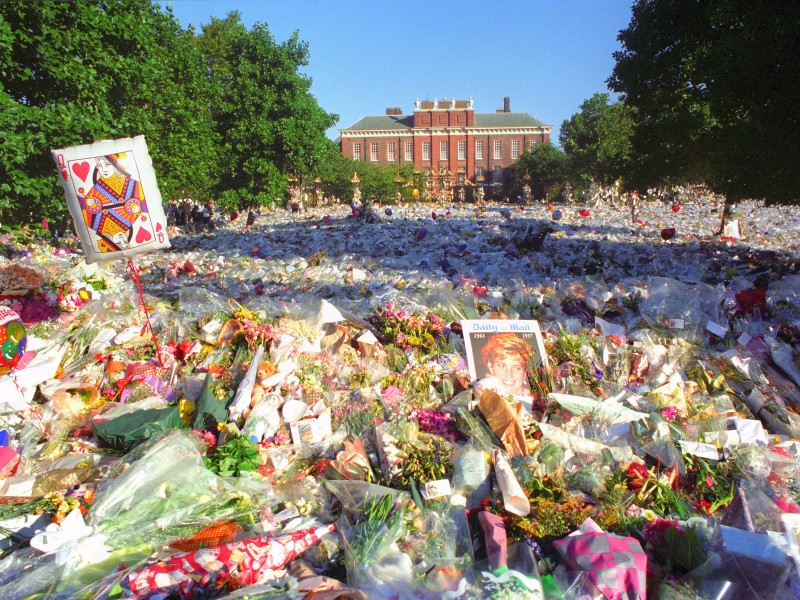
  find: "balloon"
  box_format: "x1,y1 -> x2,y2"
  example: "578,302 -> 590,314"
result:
661,227 -> 676,241
579,209 -> 590,217
431,211 -> 438,220
52,136 -> 170,264
384,208 -> 393,216
322,215 -> 332,224
672,203 -> 681,213
552,209 -> 563,221
0,308 -> 26,377
412,188 -> 420,198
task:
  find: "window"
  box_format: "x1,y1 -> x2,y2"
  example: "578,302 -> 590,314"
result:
387,142 -> 396,162
369,142 -> 379,162
528,140 -> 537,150
353,143 -> 361,160
440,141 -> 449,160
404,141 -> 413,161
511,140 -> 520,160
422,141 -> 431,161
476,166 -> 484,179
458,140 -> 466,160
475,140 -> 484,160
493,140 -> 502,160
493,165 -> 502,183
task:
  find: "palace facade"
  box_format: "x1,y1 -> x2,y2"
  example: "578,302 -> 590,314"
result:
338,97 -> 552,193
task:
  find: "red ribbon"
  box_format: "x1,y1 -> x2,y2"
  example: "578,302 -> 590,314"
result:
126,259 -> 164,367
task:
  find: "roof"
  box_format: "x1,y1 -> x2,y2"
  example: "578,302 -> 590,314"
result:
474,112 -> 549,128
342,115 -> 414,131
340,112 -> 550,133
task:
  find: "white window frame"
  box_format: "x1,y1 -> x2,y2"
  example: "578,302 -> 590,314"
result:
511,139 -> 520,160
353,142 -> 361,160
370,142 -> 378,162
476,166 -> 484,179
493,165 -> 502,183
387,141 -> 396,162
458,140 -> 466,160
404,141 -> 413,161
422,141 -> 431,161
475,140 -> 484,160
440,141 -> 449,160
493,140 -> 502,160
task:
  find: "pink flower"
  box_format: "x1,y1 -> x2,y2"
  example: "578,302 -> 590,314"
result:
705,475 -> 714,488
381,385 -> 404,408
660,406 -> 681,421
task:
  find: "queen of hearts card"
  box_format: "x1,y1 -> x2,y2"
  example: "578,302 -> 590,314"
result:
52,136 -> 170,263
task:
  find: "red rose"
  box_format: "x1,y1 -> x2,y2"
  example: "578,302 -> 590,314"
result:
626,462 -> 650,491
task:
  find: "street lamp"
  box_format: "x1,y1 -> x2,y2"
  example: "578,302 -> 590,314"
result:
394,174 -> 404,205
523,173 -> 532,205
351,172 -> 361,205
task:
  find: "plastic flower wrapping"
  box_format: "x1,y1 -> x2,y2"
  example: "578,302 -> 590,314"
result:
0,197 -> 800,598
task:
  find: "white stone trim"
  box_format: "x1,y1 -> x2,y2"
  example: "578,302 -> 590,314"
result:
340,126 -> 550,138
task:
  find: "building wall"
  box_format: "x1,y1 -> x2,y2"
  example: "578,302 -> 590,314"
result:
340,103 -> 551,189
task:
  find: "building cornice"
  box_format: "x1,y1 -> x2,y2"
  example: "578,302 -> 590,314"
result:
339,130 -> 414,138
340,126 -> 551,138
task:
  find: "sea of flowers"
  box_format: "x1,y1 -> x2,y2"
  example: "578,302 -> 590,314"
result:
0,197 -> 797,599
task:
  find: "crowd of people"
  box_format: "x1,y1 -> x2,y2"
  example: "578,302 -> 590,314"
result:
165,198 -> 216,230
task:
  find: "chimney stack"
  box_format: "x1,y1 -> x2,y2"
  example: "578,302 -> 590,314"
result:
386,107 -> 403,115
504,96 -> 510,112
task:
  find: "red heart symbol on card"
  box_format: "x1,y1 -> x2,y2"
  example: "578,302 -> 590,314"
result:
135,227 -> 152,244
71,162 -> 90,181
61,169 -> 68,180
155,222 -> 163,232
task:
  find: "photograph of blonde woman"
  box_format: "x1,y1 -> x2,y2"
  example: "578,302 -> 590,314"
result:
473,332 -> 536,414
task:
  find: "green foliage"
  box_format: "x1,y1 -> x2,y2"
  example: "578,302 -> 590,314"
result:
0,0 -> 218,224
510,142 -> 568,200
0,2 -> 340,222
203,436 -> 260,477
559,92 -> 635,187
609,1 -> 800,204
316,153 -> 416,204
196,12 -> 338,208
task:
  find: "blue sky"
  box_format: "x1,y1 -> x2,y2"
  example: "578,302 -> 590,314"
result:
163,0 -> 634,143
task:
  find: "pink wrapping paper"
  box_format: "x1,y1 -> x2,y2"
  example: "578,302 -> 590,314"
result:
553,518 -> 646,600
128,523 -> 335,598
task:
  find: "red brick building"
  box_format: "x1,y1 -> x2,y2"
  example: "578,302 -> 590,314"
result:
338,97 -> 552,195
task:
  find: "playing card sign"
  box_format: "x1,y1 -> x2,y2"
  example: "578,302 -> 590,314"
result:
52,136 -> 170,263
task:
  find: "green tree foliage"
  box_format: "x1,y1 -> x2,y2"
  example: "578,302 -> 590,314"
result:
559,93 -> 634,188
0,0 -> 217,225
317,153 -> 415,204
196,12 -> 338,209
608,1 -> 800,204
511,143 -> 568,200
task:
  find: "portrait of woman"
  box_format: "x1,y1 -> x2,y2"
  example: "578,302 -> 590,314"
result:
473,332 -> 536,414
79,153 -> 150,252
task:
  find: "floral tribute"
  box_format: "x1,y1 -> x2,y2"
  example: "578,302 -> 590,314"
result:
0,201 -> 799,600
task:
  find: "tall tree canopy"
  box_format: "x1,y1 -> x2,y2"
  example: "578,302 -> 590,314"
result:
0,0 -> 216,223
510,143 -> 568,200
608,1 -> 800,204
0,2 -> 338,224
196,12 -> 338,210
559,92 -> 634,187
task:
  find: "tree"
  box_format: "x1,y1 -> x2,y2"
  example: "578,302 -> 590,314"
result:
197,13 -> 338,209
511,143 -> 568,200
608,1 -> 800,204
316,153 -> 415,205
0,0 -> 217,225
559,93 -> 634,188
